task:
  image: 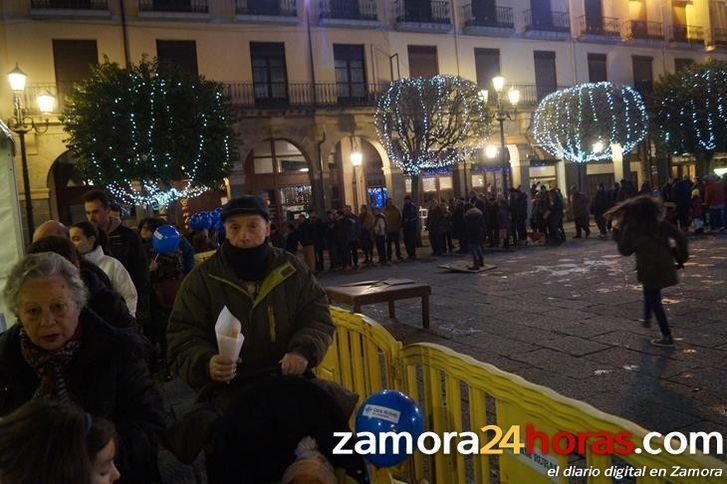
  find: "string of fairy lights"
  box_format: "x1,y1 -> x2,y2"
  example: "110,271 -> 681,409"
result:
375,75 -> 490,176
70,66 -> 233,207
532,82 -> 648,164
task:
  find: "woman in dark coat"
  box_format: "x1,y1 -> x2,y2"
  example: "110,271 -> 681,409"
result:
0,252 -> 164,483
609,196 -> 689,347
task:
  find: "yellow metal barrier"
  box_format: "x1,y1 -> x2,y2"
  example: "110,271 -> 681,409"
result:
319,307 -> 727,484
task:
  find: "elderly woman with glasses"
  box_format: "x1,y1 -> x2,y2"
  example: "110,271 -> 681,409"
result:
0,252 -> 164,483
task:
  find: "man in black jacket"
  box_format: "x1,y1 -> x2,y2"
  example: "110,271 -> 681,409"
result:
83,190 -> 150,327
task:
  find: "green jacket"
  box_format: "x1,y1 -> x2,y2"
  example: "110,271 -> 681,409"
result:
167,245 -> 334,390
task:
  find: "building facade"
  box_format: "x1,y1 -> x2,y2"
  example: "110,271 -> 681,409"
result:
2,0 -> 727,234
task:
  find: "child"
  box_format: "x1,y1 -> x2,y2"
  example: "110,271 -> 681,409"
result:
281,436 -> 337,484
609,196 -> 689,347
87,417 -> 121,484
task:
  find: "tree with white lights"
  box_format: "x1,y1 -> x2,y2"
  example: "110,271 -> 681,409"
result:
532,82 -> 648,189
374,75 -> 491,205
650,60 -> 727,176
62,57 -> 236,207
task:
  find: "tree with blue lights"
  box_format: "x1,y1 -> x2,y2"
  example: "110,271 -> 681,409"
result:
650,60 -> 727,176
62,57 -> 236,207
374,75 -> 491,205
532,82 -> 649,168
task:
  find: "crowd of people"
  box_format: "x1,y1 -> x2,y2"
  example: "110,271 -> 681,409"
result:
0,172 -> 723,481
0,191 -> 357,483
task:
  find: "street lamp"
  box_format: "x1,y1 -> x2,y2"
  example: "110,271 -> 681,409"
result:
5,63 -> 55,241
484,75 -> 520,192
350,151 -> 363,212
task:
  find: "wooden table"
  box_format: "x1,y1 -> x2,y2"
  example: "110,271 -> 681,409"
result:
325,279 -> 432,329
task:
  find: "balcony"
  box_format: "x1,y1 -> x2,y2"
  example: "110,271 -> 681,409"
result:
235,0 -> 298,23
623,20 -> 664,43
461,5 -> 514,37
712,28 -> 727,48
669,24 -> 705,48
523,10 -> 570,40
138,0 -> 208,16
31,0 -> 107,8
223,82 -> 388,109
577,16 -> 622,42
394,0 -> 452,33
318,0 -> 379,27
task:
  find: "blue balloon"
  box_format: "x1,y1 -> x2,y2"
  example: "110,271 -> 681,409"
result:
188,213 -> 205,231
355,390 -> 424,468
152,224 -> 180,254
198,212 -> 213,230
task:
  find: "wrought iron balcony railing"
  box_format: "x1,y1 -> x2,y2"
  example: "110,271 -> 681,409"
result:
319,0 -> 377,20
223,82 -> 389,108
523,10 -> 570,32
669,24 -> 704,43
30,0 -> 108,9
577,15 -> 621,37
462,4 -> 513,29
712,27 -> 727,46
139,0 -> 208,13
236,0 -> 297,16
624,20 -> 663,40
394,0 -> 451,24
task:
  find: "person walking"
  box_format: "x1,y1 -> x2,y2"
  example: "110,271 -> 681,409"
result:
610,196 -> 689,347
569,185 -> 591,239
590,183 -> 610,239
401,196 -> 418,260
464,203 -> 485,269
358,205 -> 375,265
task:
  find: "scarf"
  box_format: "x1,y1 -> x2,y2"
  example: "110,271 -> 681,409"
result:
222,240 -> 270,281
19,326 -> 82,403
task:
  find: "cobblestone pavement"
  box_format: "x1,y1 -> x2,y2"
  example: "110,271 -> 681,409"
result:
318,233 -> 727,442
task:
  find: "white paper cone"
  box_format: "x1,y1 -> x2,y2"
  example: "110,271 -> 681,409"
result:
215,306 -> 244,361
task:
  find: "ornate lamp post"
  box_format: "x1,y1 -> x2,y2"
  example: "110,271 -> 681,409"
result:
481,76 -> 520,192
6,64 -> 55,241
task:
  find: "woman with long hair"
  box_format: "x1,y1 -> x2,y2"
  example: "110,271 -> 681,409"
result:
608,195 -> 689,347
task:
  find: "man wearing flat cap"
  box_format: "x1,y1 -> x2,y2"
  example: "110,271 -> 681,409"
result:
167,195 -> 334,389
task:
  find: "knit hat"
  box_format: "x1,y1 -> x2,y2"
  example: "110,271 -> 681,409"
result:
220,196 -> 270,222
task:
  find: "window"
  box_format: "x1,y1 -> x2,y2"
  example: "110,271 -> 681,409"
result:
474,48 -> 500,89
587,53 -> 607,82
156,40 -> 198,76
408,45 -> 438,77
53,39 -> 98,111
334,44 -> 366,101
674,58 -> 694,72
534,50 -> 557,100
471,0 -> 497,24
250,42 -> 288,105
632,55 -> 653,94
584,0 -> 604,30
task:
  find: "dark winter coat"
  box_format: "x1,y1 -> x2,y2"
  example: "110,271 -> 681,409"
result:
81,267 -> 137,329
167,245 -> 334,391
464,207 -> 486,243
570,192 -> 589,218
0,310 -> 164,483
590,190 -> 611,216
616,221 -> 688,289
402,201 -> 418,232
106,221 -> 150,299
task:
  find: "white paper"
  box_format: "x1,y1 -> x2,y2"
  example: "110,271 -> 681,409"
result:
215,306 -> 244,361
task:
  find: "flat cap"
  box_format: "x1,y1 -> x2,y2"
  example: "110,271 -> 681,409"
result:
220,195 -> 270,222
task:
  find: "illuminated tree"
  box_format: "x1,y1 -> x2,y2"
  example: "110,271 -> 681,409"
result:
650,60 -> 727,176
532,82 -> 648,168
62,57 -> 236,207
374,75 -> 491,204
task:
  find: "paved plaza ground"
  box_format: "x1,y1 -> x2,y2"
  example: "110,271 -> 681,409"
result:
318,233 -> 727,441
